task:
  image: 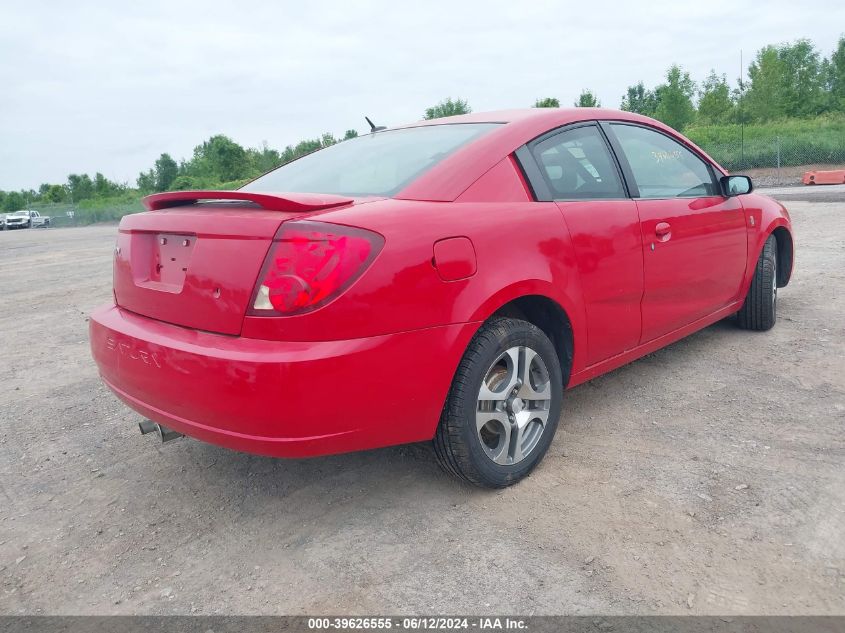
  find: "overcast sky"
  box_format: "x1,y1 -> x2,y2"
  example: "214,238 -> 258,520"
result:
1,0 -> 843,190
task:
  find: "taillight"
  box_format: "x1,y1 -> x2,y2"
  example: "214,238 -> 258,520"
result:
248,221 -> 383,315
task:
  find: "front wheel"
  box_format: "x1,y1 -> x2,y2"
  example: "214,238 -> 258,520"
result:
737,234 -> 778,331
433,317 -> 563,488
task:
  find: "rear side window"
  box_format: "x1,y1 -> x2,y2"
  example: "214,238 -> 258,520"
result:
609,124 -> 717,198
530,125 -> 625,200
242,123 -> 501,197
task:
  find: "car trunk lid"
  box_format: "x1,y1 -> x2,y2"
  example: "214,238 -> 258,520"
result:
113,191 -> 354,335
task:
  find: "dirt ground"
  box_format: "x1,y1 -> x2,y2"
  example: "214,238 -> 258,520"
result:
0,193 -> 843,616
743,163 -> 845,188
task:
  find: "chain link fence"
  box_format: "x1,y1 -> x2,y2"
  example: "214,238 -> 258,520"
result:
17,200 -> 144,228
697,135 -> 845,186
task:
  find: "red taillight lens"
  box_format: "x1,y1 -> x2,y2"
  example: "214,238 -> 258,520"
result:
249,221 -> 383,315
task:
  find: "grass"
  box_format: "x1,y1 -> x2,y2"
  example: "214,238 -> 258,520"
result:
28,179 -> 252,227
686,114 -> 845,170
30,194 -> 143,227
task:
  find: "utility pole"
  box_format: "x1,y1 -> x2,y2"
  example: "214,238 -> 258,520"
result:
739,49 -> 745,170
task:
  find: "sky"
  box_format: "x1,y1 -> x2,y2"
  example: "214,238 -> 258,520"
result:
1,0 -> 843,191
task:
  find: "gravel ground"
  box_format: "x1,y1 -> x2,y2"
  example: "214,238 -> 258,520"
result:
0,197 -> 843,616
759,184 -> 845,204
744,164 -> 845,188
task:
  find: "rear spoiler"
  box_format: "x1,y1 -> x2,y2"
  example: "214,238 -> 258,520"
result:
142,190 -> 353,212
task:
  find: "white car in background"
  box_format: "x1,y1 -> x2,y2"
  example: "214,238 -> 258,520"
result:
2,209 -> 51,229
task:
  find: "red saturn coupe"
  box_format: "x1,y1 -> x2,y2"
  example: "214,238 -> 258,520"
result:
89,108 -> 793,487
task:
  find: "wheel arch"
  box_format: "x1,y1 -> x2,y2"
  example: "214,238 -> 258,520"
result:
491,295 -> 575,386
466,281 -> 584,385
771,226 -> 793,288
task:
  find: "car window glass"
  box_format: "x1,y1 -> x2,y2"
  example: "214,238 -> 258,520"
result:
531,125 -> 624,199
242,123 -> 500,197
610,124 -> 717,198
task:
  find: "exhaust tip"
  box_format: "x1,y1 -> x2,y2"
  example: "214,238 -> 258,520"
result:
156,424 -> 184,443
138,419 -> 184,443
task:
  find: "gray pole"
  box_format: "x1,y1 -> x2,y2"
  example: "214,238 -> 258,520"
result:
739,49 -> 745,170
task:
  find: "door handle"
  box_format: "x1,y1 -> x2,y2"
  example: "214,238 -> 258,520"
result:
655,222 -> 672,242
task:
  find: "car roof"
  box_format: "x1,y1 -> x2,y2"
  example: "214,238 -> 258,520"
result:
393,108 -> 723,202
395,107 -> 640,127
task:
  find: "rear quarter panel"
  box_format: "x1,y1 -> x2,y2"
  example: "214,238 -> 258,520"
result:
241,197 -> 588,370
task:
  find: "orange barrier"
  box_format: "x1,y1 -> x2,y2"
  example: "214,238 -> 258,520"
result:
803,170 -> 845,185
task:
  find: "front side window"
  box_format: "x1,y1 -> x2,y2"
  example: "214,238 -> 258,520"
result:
531,125 -> 625,200
610,124 -> 717,198
242,123 -> 500,197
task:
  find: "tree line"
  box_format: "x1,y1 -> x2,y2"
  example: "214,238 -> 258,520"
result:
617,37 -> 845,131
2,36 -> 843,212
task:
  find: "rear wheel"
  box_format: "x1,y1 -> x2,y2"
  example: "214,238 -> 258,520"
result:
737,234 -> 778,331
433,317 -> 563,488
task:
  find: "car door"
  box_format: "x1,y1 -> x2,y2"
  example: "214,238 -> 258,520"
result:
602,122 -> 747,343
521,122 -> 644,366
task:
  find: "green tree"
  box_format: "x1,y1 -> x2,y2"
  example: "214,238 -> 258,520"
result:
247,142 -> 281,175
46,184 -> 66,203
343,129 -> 359,140
778,39 -> 825,117
575,90 -> 600,107
654,65 -> 696,130
620,82 -> 658,116
67,174 -> 94,201
2,191 -> 25,212
533,97 -> 560,108
280,138 -> 323,165
137,169 -> 155,193
168,175 -> 205,191
829,36 -> 845,110
745,41 -> 825,120
697,71 -> 734,124
190,135 -> 249,182
153,153 -> 179,192
424,98 -> 471,120
94,173 -> 111,197
745,45 -> 783,120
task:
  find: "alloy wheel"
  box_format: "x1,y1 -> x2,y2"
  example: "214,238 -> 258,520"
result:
475,345 -> 552,465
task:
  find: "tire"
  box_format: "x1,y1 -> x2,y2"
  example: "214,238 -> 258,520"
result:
433,317 -> 563,488
737,234 -> 778,331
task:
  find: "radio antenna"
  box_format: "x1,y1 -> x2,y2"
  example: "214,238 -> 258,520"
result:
365,116 -> 386,133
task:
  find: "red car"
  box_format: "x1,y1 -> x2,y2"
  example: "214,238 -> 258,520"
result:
89,108 -> 793,487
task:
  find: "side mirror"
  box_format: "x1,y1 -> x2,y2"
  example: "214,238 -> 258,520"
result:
720,175 -> 753,197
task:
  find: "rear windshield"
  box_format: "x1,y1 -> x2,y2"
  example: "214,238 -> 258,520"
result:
242,123 -> 500,197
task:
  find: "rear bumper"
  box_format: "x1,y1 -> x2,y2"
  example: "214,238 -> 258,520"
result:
89,304 -> 476,457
